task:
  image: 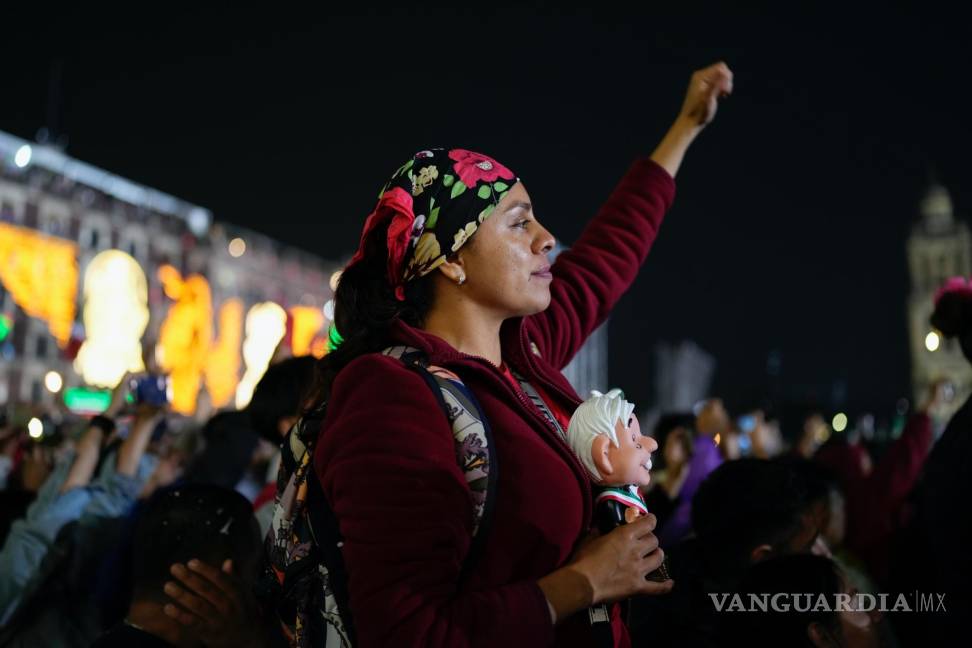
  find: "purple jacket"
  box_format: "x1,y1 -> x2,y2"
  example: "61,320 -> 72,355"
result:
658,435 -> 722,547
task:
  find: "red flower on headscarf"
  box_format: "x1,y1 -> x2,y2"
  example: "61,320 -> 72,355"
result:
348,187 -> 415,300
448,149 -> 514,188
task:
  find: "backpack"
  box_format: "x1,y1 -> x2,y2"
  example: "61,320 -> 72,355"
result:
257,346 -> 496,648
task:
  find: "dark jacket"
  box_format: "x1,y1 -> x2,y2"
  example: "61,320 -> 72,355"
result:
313,159 -> 675,647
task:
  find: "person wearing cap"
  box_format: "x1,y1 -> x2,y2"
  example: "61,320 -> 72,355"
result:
304,63 -> 734,647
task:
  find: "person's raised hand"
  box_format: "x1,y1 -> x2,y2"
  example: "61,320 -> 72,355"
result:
678,61 -> 733,128
163,558 -> 266,648
105,372 -> 134,418
569,513 -> 673,604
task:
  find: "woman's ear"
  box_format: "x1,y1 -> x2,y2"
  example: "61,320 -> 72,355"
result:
436,258 -> 465,284
592,435 -> 614,479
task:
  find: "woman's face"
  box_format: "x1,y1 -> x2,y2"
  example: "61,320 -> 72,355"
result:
663,428 -> 688,468
452,182 -> 556,318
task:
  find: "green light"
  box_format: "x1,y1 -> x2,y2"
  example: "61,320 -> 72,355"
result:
63,387 -> 112,414
0,314 -> 11,343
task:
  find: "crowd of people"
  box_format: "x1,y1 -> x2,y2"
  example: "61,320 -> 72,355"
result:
0,62 -> 968,647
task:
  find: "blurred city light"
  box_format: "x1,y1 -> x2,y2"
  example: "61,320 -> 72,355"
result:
63,387 -> 113,414
290,306 -> 325,357
228,237 -> 246,257
235,302 -> 287,409
44,370 -> 63,393
27,417 -> 43,438
925,331 -> 940,352
14,144 -> 32,168
0,222 -> 78,346
329,270 -> 342,292
323,299 -> 335,320
74,250 -> 149,387
832,412 -> 848,432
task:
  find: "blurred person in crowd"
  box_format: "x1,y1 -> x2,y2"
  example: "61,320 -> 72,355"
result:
740,406 -> 784,459
778,457 -> 877,596
182,356 -> 314,519
656,399 -> 725,546
181,410 -> 260,492
696,398 -> 731,439
643,413 -> 696,532
815,384 -> 939,587
91,484 -> 265,648
718,554 -> 886,648
243,355 -> 316,533
629,457 -> 824,647
895,277 -> 972,644
0,375 -> 170,641
783,404 -> 829,460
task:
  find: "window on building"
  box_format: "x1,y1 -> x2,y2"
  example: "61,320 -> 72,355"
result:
31,380 -> 42,404
35,335 -> 49,359
0,200 -> 13,222
87,228 -> 100,249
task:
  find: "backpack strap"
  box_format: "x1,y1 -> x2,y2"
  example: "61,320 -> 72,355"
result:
383,345 -> 497,576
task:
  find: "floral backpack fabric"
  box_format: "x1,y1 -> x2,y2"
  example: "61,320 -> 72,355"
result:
257,346 -> 496,648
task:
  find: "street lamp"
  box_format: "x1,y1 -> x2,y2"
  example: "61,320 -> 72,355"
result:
44,371 -> 63,393
27,417 -> 43,439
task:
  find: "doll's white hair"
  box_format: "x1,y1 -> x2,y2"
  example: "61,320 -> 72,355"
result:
567,388 -> 636,481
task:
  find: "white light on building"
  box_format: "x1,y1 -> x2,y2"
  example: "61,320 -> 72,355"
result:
329,270 -> 342,292
323,299 -> 335,320
832,412 -> 848,432
14,145 -> 32,168
228,237 -> 246,257
44,371 -> 63,393
28,417 -> 43,438
925,331 -> 940,352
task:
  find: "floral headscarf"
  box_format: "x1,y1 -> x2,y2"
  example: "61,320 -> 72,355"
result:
347,148 -> 518,300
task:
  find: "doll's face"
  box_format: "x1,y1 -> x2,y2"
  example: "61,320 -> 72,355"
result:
597,416 -> 658,487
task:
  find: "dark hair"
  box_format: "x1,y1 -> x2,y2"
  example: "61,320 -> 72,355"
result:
691,458 -> 809,583
130,484 -> 261,601
775,456 -> 840,508
931,291 -> 972,361
308,221 -> 441,408
719,554 -> 843,648
182,411 -> 259,488
248,355 -> 317,442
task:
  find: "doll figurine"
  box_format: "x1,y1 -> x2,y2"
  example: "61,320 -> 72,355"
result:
567,389 -> 670,582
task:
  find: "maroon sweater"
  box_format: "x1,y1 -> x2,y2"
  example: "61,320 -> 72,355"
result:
314,159 -> 675,647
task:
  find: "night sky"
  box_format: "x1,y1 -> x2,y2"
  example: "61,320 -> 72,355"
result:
4,5 -> 970,423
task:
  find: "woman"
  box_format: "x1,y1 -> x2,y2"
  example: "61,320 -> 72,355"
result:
314,62 -> 733,647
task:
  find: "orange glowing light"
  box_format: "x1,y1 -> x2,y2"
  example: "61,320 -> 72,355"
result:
289,306 -> 325,357
156,265 -> 213,414
204,298 -> 243,408
0,222 -> 78,346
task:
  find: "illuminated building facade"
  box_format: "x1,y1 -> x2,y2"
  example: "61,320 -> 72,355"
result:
0,129 -> 337,415
0,131 -> 609,416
